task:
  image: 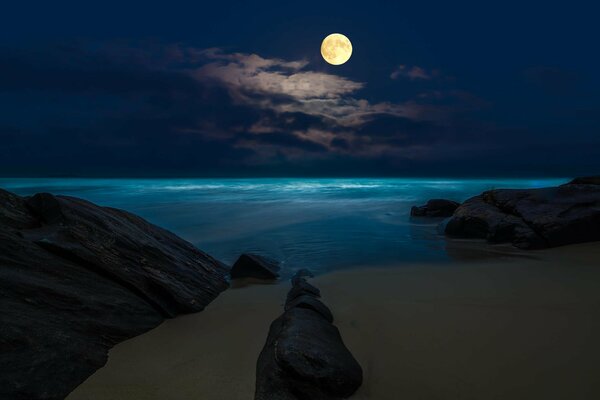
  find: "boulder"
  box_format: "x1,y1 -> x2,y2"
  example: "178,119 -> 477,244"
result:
0,189 -> 229,400
411,198 -> 460,217
568,176 -> 600,185
285,295 -> 334,323
291,268 -> 314,285
286,279 -> 321,303
445,182 -> 600,249
230,253 -> 280,280
255,276 -> 362,400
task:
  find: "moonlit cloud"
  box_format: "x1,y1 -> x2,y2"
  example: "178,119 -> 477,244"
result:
194,49 -> 358,99
0,42 -> 486,173
192,49 -> 434,128
164,48 -> 475,163
390,65 -> 433,80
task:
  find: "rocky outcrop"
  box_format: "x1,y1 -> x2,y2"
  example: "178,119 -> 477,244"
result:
568,176 -> 600,185
255,270 -> 362,400
445,181 -> 600,249
0,189 -> 229,400
230,253 -> 280,279
411,199 -> 460,217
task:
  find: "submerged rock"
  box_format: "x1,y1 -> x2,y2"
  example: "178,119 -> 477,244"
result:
230,253 -> 280,280
445,181 -> 600,248
255,274 -> 362,400
0,188 -> 229,400
411,198 -> 460,217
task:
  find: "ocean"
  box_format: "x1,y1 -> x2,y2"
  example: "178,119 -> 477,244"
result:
0,177 -> 567,273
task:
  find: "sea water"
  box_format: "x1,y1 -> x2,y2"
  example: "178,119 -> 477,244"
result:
0,178 -> 567,273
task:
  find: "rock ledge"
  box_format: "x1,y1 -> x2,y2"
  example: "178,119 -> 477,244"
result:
445,178 -> 600,248
0,188 -> 229,400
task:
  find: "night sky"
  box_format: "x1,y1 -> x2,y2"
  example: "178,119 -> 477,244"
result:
1,1 -> 599,177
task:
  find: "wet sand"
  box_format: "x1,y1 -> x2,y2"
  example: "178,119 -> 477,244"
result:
68,243 -> 600,400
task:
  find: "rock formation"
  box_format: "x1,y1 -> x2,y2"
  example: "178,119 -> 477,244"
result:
568,176 -> 600,185
0,189 -> 229,400
411,199 -> 460,217
230,253 -> 280,279
445,178 -> 600,248
255,270 -> 362,400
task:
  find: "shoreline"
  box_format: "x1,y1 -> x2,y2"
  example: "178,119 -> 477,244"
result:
68,242 -> 600,400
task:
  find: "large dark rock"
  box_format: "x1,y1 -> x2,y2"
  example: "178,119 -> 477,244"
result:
568,176 -> 600,185
411,198 -> 460,217
0,189 -> 229,400
286,279 -> 321,303
255,276 -> 362,400
285,295 -> 334,323
445,182 -> 600,249
230,253 -> 280,279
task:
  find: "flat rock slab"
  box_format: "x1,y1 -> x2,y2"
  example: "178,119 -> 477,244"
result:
230,253 -> 280,279
256,277 -> 362,399
0,188 -> 229,400
445,181 -> 600,248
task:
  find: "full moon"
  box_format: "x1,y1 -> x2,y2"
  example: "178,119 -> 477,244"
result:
321,33 -> 352,65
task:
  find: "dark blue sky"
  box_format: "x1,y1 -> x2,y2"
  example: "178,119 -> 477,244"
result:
1,0 -> 599,176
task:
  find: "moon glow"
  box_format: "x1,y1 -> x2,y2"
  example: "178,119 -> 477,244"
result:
321,33 -> 352,65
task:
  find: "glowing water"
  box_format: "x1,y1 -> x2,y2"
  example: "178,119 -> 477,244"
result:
1,177 -> 567,273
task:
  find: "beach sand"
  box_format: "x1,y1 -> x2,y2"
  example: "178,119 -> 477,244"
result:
68,243 -> 600,400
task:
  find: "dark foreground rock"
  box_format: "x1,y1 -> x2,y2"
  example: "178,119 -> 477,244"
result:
285,295 -> 334,323
291,268 -> 314,285
230,253 -> 280,279
411,198 -> 460,217
0,189 -> 229,400
255,272 -> 362,400
286,279 -> 321,303
445,180 -> 600,248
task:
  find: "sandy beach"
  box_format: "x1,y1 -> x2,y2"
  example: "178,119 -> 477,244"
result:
68,242 -> 600,400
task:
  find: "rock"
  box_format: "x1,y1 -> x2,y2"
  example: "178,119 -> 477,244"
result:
286,272 -> 321,317
445,182 -> 600,249
291,268 -> 314,285
286,279 -> 321,303
568,176 -> 600,185
230,253 -> 280,280
0,188 -> 229,400
411,198 -> 460,217
285,295 -> 334,323
255,280 -> 362,400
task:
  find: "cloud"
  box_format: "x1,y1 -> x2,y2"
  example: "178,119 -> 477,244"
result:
193,48 -> 358,100
0,42 -> 490,175
180,49 -> 467,162
390,65 -> 434,80
192,49 -> 436,128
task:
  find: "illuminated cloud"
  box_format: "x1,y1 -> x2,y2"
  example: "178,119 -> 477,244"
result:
192,49 -> 434,128
0,43 -> 480,172
193,49 -> 359,99
390,65 -> 433,80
